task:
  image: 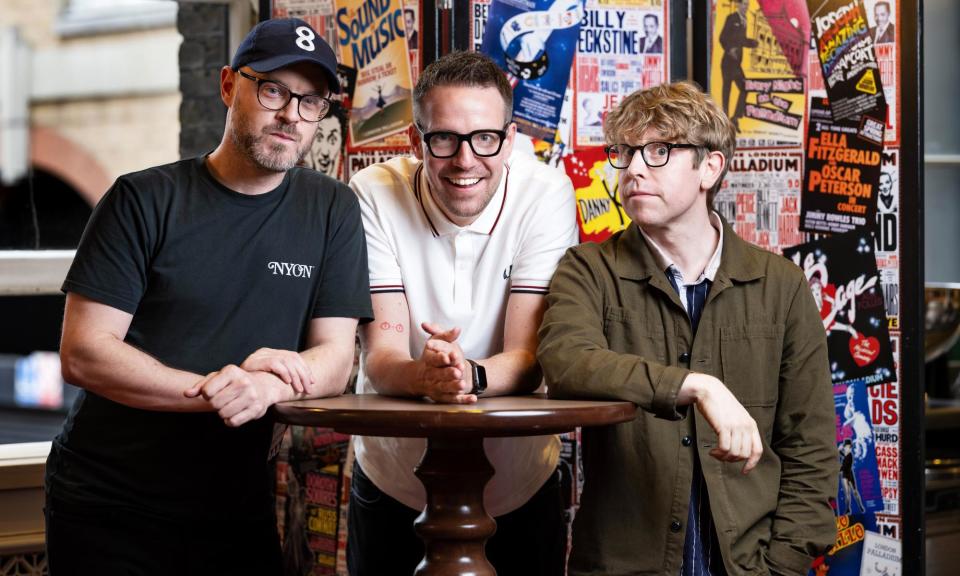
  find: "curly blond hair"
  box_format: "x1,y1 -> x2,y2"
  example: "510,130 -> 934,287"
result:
603,81 -> 736,207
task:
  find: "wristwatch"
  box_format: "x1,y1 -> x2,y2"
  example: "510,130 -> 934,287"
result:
466,359 -> 487,396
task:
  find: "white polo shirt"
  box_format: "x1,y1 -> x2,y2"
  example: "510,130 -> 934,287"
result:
350,151 -> 578,517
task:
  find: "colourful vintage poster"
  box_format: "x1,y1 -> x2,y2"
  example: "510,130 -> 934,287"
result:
835,379 -> 885,515
808,0 -> 887,122
864,0 -> 899,144
481,0 -> 583,142
800,97 -> 884,234
563,146 -> 629,242
574,0 -> 668,148
809,512 -> 877,575
710,0 -> 806,148
335,0 -> 415,147
869,379 -> 900,516
402,0 -> 421,81
471,0 -> 493,51
859,531 -> 901,576
344,148 -> 410,180
301,102 -> 348,180
273,0 -> 340,49
276,426 -> 351,575
756,0 -> 811,79
806,33 -> 897,147
783,231 -> 897,386
875,147 -> 899,327
713,148 -> 806,254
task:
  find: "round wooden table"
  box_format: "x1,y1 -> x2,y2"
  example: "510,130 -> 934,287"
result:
273,394 -> 636,576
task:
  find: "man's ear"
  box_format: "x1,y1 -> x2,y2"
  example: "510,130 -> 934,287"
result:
409,123 -> 424,160
220,66 -> 237,107
500,122 -> 517,159
700,149 -> 726,192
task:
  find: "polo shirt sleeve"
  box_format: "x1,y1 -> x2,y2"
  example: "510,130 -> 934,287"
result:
350,165 -> 404,295
509,169 -> 578,294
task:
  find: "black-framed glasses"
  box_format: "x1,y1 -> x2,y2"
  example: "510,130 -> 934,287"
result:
420,127 -> 508,158
238,70 -> 331,122
604,142 -> 698,169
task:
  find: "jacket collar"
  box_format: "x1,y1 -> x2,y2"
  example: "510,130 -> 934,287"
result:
615,214 -> 766,287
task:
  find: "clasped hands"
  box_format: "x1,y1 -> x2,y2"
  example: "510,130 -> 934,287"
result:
183,348 -> 313,427
417,322 -> 477,405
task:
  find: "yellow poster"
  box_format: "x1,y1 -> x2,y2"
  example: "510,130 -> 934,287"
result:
563,148 -> 631,242
335,0 -> 415,147
710,0 -> 806,147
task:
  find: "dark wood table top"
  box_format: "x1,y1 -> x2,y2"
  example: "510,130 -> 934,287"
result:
273,393 -> 637,437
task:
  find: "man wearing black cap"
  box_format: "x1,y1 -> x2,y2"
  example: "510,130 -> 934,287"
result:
44,18 -> 372,575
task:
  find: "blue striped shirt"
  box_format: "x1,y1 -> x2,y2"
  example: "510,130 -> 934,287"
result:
640,214 -> 726,576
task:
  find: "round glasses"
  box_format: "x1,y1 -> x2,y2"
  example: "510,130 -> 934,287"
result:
605,142 -> 698,169
238,70 -> 331,122
420,128 -> 508,158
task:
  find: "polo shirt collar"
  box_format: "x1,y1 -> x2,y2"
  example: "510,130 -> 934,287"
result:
415,163 -> 509,237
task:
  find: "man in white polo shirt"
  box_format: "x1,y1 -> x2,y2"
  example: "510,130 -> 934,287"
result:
347,51 -> 578,575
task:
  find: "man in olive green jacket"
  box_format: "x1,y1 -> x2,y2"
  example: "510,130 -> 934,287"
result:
538,82 -> 837,576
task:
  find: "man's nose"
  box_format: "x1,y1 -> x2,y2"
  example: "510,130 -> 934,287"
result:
276,98 -> 301,123
450,139 -> 477,167
625,151 -> 650,176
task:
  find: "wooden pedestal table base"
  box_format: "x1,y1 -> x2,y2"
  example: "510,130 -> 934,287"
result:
272,394 -> 636,576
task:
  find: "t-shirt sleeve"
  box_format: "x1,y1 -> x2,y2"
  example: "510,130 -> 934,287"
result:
350,169 -> 404,295
61,178 -> 154,314
510,172 -> 579,294
311,184 -> 374,323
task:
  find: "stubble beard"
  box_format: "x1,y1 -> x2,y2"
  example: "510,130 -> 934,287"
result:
433,176 -> 497,221
231,115 -> 311,173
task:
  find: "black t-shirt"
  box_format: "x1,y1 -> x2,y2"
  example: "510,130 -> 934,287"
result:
47,157 -> 372,521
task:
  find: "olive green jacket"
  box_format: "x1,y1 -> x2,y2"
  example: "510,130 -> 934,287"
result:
539,221 -> 837,576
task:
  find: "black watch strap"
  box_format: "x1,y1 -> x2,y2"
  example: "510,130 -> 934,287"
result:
467,359 -> 487,396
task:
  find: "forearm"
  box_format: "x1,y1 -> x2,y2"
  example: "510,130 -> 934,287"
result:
60,333 -> 209,412
285,340 -> 358,400
472,348 -> 541,397
363,346 -> 428,397
539,335 -> 687,417
538,254 -> 688,416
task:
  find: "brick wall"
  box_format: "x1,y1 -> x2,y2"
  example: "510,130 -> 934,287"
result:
178,3 -> 229,159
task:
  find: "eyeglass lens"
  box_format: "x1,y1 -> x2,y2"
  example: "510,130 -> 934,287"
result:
257,81 -> 329,122
426,131 -> 505,158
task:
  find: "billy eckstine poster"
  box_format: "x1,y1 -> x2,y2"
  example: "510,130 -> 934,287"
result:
573,0 -> 669,148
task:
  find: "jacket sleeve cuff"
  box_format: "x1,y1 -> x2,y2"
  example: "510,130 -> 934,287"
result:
766,539 -> 816,576
651,366 -> 688,420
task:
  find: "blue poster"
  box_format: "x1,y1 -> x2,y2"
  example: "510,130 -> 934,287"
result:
481,0 -> 583,142
809,512 -> 877,576
834,379 -> 883,516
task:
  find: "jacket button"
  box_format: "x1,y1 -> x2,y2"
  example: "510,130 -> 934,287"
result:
682,435 -> 693,447
679,352 -> 691,363
670,521 -> 682,533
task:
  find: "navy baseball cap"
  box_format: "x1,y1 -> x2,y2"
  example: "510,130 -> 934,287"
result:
231,18 -> 341,94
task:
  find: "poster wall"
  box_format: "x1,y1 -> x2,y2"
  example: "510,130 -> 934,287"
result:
266,0 -> 910,573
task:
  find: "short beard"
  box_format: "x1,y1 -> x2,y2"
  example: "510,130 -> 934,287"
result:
231,116 -> 310,173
